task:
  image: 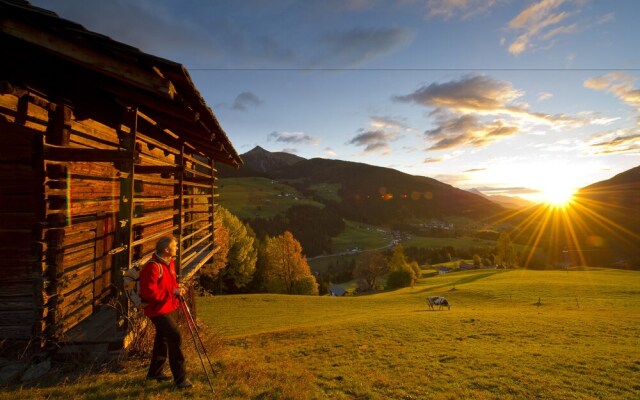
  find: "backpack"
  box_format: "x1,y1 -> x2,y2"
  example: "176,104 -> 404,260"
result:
123,262 -> 163,309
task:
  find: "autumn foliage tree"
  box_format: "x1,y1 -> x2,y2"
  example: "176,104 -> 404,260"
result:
259,231 -> 318,295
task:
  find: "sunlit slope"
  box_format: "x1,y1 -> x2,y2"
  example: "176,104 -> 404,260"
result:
198,268 -> 640,337
197,269 -> 640,399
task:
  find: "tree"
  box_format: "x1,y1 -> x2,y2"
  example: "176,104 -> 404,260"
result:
496,232 -> 517,267
353,251 -> 388,291
473,254 -> 482,267
388,244 -> 409,271
216,206 -> 258,292
198,207 -> 230,293
261,231 -> 318,295
386,244 -> 417,288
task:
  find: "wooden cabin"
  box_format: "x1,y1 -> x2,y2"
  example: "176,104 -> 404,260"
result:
0,0 -> 241,355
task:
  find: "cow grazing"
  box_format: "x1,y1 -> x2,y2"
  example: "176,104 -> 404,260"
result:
427,296 -> 451,310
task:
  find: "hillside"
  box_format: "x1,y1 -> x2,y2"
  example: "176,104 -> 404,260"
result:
221,147 -> 505,226
6,268 -> 637,399
507,165 -> 640,266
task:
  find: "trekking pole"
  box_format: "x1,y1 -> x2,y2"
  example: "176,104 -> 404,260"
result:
178,297 -> 214,394
180,297 -> 217,377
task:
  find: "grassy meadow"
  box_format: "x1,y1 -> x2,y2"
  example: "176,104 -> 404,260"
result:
4,268 -> 638,399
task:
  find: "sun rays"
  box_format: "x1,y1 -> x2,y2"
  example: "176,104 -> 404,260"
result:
488,184 -> 640,269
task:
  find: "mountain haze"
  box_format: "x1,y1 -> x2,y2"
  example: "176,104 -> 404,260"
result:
468,188 -> 533,209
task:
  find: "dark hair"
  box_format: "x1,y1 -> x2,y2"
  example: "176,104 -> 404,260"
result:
156,235 -> 176,253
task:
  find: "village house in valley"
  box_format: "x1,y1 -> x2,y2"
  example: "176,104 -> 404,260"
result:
0,0 -> 241,357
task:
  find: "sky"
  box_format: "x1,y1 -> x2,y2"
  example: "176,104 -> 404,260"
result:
30,0 -> 640,203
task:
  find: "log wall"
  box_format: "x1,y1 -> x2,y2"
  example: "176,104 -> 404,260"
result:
0,86 -> 218,344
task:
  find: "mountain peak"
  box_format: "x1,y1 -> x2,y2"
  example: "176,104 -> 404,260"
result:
240,146 -> 306,174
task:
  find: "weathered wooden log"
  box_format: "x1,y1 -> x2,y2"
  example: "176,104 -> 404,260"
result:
0,310 -> 35,326
0,265 -> 32,282
0,326 -> 32,339
43,144 -> 134,162
0,297 -> 33,311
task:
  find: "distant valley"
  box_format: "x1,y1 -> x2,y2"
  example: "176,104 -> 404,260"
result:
217,147 -> 639,267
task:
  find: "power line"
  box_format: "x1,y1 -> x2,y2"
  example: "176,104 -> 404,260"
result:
187,67 -> 640,72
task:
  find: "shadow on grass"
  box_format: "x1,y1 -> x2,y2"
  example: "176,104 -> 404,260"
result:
416,271 -> 503,295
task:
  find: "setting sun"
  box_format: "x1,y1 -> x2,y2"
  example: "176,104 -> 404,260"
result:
541,186 -> 576,206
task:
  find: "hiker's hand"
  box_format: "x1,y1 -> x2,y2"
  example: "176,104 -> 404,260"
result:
174,287 -> 185,297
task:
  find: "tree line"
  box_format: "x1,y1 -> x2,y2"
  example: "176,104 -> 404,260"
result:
198,206 -> 319,295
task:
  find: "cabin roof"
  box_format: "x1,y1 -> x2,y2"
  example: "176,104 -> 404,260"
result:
0,0 -> 242,166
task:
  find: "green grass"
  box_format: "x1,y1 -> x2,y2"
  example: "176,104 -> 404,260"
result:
4,268 -> 639,399
331,220 -> 391,253
216,177 -> 324,219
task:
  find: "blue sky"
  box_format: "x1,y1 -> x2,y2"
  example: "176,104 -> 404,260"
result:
31,0 -> 640,202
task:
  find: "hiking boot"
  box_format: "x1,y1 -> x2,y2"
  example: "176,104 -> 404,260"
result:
176,378 -> 193,389
147,373 -> 172,382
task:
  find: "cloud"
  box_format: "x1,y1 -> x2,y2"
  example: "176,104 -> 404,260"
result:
394,74 -> 582,151
324,147 -> 338,157
232,92 -> 263,111
394,74 -> 523,111
424,157 -> 444,163
584,72 -> 640,108
464,168 -> 487,172
586,130 -> 640,155
504,0 -> 599,56
347,130 -> 394,154
537,92 -> 554,102
425,115 -> 519,150
281,148 -> 299,154
268,131 -> 320,145
426,0 -> 500,20
310,27 -> 414,68
347,116 -> 411,154
475,186 -> 541,195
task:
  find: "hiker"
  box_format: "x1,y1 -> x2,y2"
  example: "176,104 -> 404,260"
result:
139,235 -> 193,389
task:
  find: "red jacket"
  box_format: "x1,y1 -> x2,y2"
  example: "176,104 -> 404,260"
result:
140,253 -> 180,318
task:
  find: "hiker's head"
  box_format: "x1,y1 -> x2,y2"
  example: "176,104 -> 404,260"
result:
156,236 -> 178,258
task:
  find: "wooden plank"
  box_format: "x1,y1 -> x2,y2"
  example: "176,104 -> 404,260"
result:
4,248 -> 38,264
0,326 -> 32,339
0,116 -> 43,144
57,303 -> 93,337
69,118 -> 120,148
1,19 -> 176,99
43,144 -> 133,162
0,297 -> 33,311
0,310 -> 35,326
58,284 -> 93,318
2,282 -> 33,297
59,263 -> 95,295
0,194 -> 37,212
134,165 -> 181,175
0,265 -> 32,282
94,212 -> 105,305
0,229 -> 32,246
45,102 -> 71,146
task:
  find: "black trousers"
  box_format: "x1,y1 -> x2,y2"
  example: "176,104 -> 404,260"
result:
147,310 -> 186,383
